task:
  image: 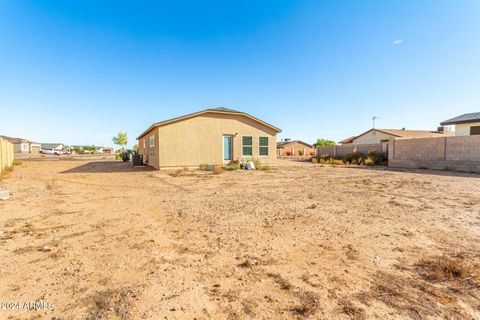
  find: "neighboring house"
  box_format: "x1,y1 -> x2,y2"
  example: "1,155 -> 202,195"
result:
440,112 -> 480,136
137,107 -> 282,169
277,139 -> 314,156
41,143 -> 65,151
99,147 -> 114,154
0,135 -> 41,153
339,128 -> 454,145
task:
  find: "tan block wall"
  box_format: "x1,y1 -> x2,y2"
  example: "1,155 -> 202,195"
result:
140,113 -> 278,169
0,138 -> 15,174
389,135 -> 480,173
277,142 -> 314,156
393,137 -> 445,161
445,135 -> 480,161
336,144 -> 356,157
357,143 -> 386,154
316,145 -> 335,157
316,143 -> 386,157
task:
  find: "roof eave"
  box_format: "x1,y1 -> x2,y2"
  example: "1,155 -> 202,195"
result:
440,119 -> 480,126
137,109 -> 282,139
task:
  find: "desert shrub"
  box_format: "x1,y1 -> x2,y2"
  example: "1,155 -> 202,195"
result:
316,155 -> 345,166
260,165 -> 272,171
366,151 -> 387,165
224,160 -> 240,170
12,160 -> 22,166
323,158 -> 345,166
364,157 -> 375,166
343,152 -> 366,165
121,152 -> 130,162
311,157 -> 318,164
212,166 -> 224,175
116,151 -> 130,162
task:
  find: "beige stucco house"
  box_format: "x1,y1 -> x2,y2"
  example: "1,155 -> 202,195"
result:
0,135 -> 41,153
441,112 -> 480,136
137,107 -> 282,169
339,128 -> 453,145
277,140 -> 314,156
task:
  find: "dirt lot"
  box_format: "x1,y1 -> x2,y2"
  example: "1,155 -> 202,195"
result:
0,159 -> 479,319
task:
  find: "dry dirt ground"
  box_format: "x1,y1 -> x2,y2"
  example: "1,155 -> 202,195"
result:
0,159 -> 479,319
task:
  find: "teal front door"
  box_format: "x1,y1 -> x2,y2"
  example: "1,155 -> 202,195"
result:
223,136 -> 232,161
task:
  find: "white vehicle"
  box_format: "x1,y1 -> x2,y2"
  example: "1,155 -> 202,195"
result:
40,149 -> 61,155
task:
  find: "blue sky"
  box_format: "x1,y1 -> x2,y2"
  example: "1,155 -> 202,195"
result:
1,1 -> 479,147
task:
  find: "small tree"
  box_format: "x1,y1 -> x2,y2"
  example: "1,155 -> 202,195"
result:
113,132 -> 129,162
313,139 -> 335,147
132,144 -> 138,155
112,132 -> 128,151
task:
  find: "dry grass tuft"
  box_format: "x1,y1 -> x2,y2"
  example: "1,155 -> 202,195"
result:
267,273 -> 292,290
291,292 -> 318,317
169,167 -> 188,177
339,299 -> 366,320
84,288 -> 135,320
212,166 -> 224,175
416,255 -> 477,282
46,179 -> 56,190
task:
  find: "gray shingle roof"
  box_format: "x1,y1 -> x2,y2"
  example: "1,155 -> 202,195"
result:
441,112 -> 480,125
41,143 -> 64,149
206,107 -> 242,113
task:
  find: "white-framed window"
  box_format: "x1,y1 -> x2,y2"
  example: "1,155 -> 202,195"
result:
149,135 -> 155,156
242,136 -> 253,156
259,137 -> 269,156
22,144 -> 28,151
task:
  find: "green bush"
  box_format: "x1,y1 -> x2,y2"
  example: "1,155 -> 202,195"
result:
116,151 -> 130,162
366,151 -> 387,165
224,160 -> 241,170
343,152 -> 367,165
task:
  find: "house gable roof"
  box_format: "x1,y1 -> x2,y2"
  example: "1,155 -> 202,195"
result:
0,135 -> 40,144
340,128 -> 454,143
277,140 -> 313,148
440,112 -> 480,125
137,107 -> 282,139
41,143 -> 64,149
338,136 -> 357,144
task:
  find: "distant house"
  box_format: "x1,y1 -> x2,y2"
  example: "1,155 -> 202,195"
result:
99,147 -> 114,154
277,140 -> 314,156
41,143 -> 65,151
441,112 -> 480,136
339,128 -> 454,145
0,135 -> 41,153
137,107 -> 281,169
